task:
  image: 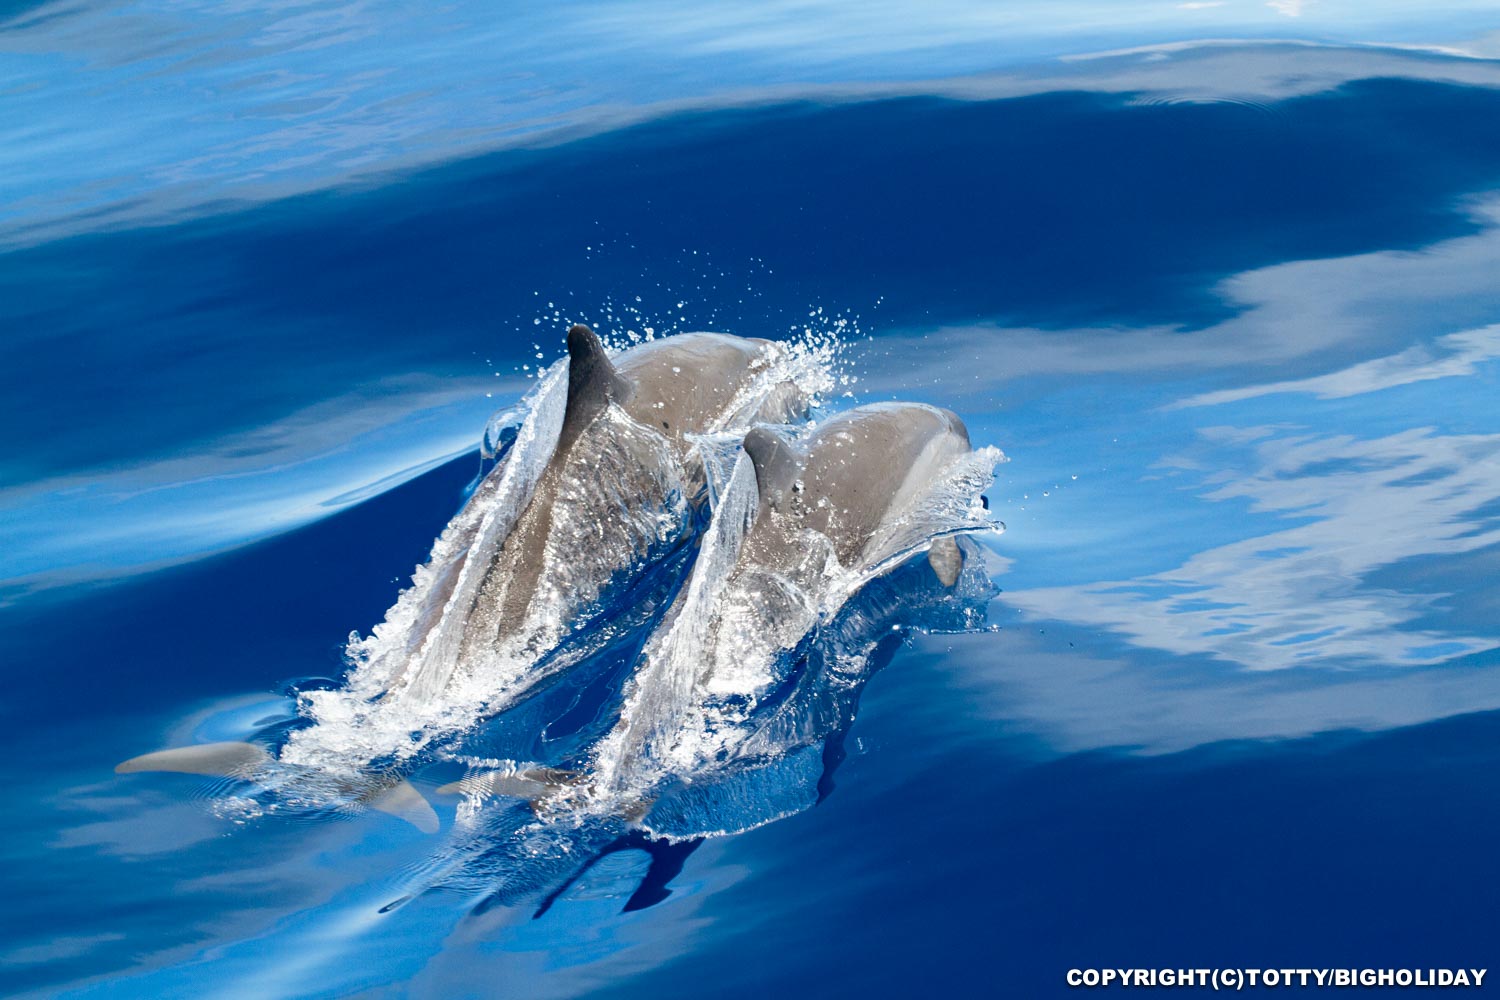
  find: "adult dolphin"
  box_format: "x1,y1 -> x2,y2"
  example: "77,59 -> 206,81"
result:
376,324 -> 811,703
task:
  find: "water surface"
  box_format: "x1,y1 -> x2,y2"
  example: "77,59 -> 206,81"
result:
4,3 -> 1500,996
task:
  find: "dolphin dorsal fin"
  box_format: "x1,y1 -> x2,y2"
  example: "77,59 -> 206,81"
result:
742,426 -> 801,510
561,324 -> 630,449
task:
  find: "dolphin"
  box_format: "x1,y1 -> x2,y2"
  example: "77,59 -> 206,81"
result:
116,325 -> 817,824
433,400 -> 1000,909
450,401 -> 999,817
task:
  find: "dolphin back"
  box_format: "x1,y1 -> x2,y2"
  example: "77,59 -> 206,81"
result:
616,333 -> 805,440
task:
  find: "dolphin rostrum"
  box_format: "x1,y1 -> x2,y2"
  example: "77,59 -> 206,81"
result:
115,741 -> 442,832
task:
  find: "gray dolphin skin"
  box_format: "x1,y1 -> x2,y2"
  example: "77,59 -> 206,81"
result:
741,401 -> 974,585
566,324 -> 805,446
365,324 -> 809,702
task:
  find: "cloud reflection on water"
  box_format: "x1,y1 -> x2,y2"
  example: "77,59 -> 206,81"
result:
0,375 -> 506,601
922,626 -> 1500,753
1006,422 -> 1500,670
854,196 -> 1500,400
856,197 -> 1500,673
1174,323 -> 1500,407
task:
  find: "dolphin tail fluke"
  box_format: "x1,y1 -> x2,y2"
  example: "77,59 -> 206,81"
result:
742,426 -> 799,507
562,324 -> 630,447
927,536 -> 964,587
368,779 -> 441,834
436,766 -> 583,809
115,740 -> 271,778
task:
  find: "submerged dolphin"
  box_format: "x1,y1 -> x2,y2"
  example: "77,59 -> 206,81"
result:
117,325 -> 816,825
450,401 -> 999,815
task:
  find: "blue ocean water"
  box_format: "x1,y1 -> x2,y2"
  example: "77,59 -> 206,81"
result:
4,2 -> 1500,996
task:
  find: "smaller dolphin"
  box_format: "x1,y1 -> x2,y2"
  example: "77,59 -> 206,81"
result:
600,402 -> 989,789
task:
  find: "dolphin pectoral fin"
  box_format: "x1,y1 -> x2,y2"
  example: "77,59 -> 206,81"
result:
742,426 -> 799,508
561,324 -> 630,448
437,766 -> 584,805
927,536 -> 964,587
115,741 -> 271,778
367,779 -> 440,834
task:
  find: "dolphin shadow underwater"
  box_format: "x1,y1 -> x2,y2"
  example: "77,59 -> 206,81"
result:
116,324 -> 1005,914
